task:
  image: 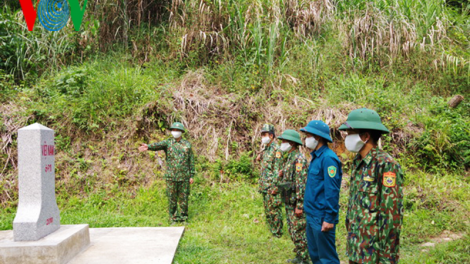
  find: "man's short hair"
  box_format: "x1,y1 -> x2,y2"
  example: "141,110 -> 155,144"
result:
360,129 -> 383,144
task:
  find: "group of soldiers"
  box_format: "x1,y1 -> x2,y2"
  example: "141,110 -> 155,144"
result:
138,107 -> 404,264
256,108 -> 404,264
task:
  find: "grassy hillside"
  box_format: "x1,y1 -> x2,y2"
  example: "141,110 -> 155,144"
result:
1,0 -> 469,263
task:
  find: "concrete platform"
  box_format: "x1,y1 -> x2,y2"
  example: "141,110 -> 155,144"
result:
69,227 -> 185,264
0,225 -> 90,264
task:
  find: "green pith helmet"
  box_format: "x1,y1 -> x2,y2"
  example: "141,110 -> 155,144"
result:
169,122 -> 185,132
260,124 -> 275,135
277,129 -> 303,145
338,108 -> 389,133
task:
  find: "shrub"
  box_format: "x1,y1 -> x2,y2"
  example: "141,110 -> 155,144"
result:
413,97 -> 469,172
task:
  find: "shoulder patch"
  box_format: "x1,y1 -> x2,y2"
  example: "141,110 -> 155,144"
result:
296,163 -> 302,172
383,172 -> 396,187
327,166 -> 337,178
276,151 -> 281,158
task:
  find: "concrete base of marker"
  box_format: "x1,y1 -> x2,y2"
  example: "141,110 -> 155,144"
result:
69,227 -> 185,264
0,225 -> 90,264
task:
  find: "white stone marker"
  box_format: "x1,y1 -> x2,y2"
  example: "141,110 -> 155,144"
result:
13,123 -> 60,241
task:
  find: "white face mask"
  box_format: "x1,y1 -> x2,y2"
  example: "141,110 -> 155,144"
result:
305,137 -> 319,150
280,142 -> 292,152
345,134 -> 366,153
261,136 -> 271,144
171,131 -> 182,139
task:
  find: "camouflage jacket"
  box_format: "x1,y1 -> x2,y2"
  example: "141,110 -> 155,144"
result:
346,147 -> 404,264
273,148 -> 308,211
258,141 -> 279,193
147,138 -> 195,181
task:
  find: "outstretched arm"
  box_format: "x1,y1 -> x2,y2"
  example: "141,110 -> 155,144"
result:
146,139 -> 169,151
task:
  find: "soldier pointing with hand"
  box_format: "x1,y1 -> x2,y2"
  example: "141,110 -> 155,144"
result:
339,108 -> 404,264
139,122 -> 195,224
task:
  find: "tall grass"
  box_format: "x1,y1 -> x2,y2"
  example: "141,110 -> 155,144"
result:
2,0 -> 468,81
0,5 -> 78,80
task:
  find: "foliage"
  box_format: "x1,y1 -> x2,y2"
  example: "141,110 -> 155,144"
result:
0,70 -> 18,102
53,67 -> 89,97
0,4 -> 81,82
26,56 -> 184,131
225,152 -> 257,180
412,98 -> 470,172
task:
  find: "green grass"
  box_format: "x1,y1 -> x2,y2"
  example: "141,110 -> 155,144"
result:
403,235 -> 470,263
1,169 -> 468,263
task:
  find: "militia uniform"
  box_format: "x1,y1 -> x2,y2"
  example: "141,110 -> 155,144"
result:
339,108 -> 404,264
274,130 -> 309,264
258,124 -> 283,237
147,122 -> 195,222
301,120 -> 342,264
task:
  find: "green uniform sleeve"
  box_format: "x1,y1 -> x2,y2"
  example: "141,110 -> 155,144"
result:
265,148 -> 278,191
377,161 -> 404,262
147,139 -> 168,151
270,151 -> 283,193
295,158 -> 308,211
189,144 -> 195,178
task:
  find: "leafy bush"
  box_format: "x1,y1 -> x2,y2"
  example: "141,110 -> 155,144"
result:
413,97 -> 470,172
0,70 -> 18,102
225,152 -> 256,179
211,152 -> 258,181
29,57 -> 172,130
53,67 -> 89,97
446,0 -> 470,10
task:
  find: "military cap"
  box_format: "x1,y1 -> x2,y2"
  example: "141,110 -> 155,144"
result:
260,124 -> 275,134
339,108 -> 389,133
300,120 -> 333,143
278,129 -> 303,145
169,122 -> 185,132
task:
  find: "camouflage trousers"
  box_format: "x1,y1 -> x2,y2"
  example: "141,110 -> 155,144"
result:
285,205 -> 309,261
166,179 -> 190,222
262,191 -> 283,237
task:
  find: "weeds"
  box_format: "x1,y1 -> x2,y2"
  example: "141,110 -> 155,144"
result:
412,98 -> 470,172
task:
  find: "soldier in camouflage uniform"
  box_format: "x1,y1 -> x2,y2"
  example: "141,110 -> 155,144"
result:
256,124 -> 283,237
339,108 -> 404,264
273,129 -> 309,264
139,122 -> 195,223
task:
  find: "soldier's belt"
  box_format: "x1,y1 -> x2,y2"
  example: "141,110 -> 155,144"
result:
278,182 -> 295,205
277,182 -> 294,190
